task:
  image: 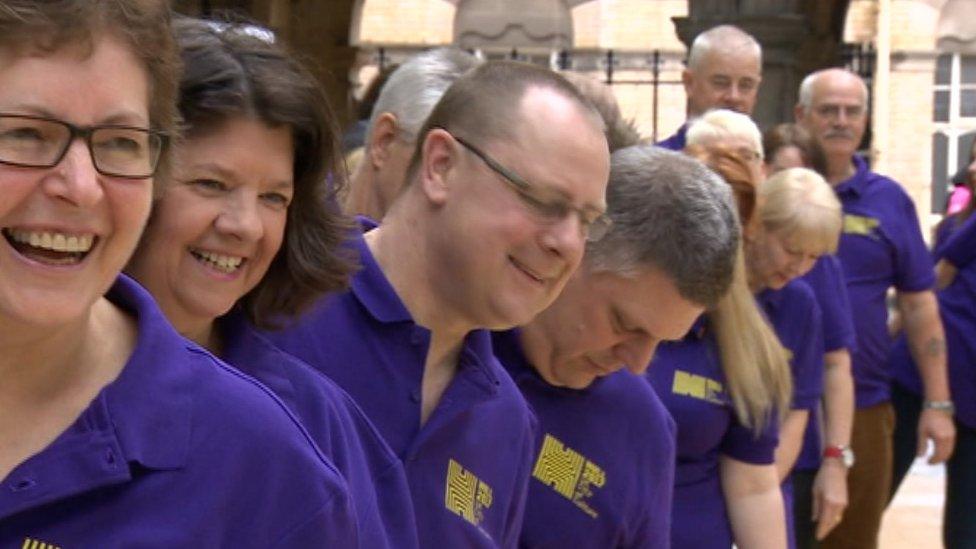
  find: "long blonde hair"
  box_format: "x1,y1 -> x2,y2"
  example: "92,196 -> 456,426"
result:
686,145 -> 793,433
708,247 -> 792,433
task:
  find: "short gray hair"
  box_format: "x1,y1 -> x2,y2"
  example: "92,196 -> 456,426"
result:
797,68 -> 868,112
367,47 -> 480,144
586,145 -> 740,307
687,25 -> 761,71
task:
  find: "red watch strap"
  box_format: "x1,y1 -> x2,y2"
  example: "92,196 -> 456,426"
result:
823,445 -> 844,459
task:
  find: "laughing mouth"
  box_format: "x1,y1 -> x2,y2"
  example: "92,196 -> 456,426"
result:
189,248 -> 246,274
2,228 -> 96,266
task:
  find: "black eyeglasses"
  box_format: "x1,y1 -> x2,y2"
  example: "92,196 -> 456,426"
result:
449,132 -> 612,241
0,113 -> 167,179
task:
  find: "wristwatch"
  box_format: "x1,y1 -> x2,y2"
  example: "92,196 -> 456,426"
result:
823,445 -> 855,468
923,400 -> 956,415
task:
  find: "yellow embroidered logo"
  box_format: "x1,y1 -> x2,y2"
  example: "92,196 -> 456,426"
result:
21,538 -> 61,549
531,434 -> 606,519
672,370 -> 725,405
843,214 -> 880,237
444,458 -> 493,528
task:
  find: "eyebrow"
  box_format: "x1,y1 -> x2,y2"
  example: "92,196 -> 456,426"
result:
2,103 -> 150,127
189,162 -> 293,192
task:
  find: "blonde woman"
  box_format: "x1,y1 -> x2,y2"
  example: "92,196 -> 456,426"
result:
645,144 -> 792,549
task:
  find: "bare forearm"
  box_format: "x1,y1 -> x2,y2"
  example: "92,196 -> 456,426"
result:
899,291 -> 949,400
822,349 -> 854,447
721,459 -> 787,549
774,410 -> 808,481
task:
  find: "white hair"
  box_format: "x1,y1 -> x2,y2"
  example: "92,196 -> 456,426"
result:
686,109 -> 764,160
367,47 -> 480,144
797,68 -> 869,112
687,25 -> 762,71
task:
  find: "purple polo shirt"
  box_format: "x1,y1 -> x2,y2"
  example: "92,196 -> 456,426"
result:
794,256 -> 857,472
802,255 -> 857,354
0,275 -> 357,547
757,280 -> 824,549
891,213 -> 976,428
493,329 -> 675,549
646,318 -> 780,549
265,221 -> 538,548
833,155 -> 936,408
656,123 -> 688,151
219,309 -> 419,549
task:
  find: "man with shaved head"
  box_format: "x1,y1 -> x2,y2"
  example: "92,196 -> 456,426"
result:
658,24 -> 762,151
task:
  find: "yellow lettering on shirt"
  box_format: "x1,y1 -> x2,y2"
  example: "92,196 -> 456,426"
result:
21,538 -> 61,549
445,458 -> 493,528
531,434 -> 606,519
672,370 -> 725,404
843,214 -> 880,237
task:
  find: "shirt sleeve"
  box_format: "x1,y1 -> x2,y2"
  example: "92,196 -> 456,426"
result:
892,186 -> 937,292
631,405 -> 677,549
789,295 -> 825,410
500,406 -> 539,549
272,490 -> 359,548
720,413 -> 779,465
803,256 -> 857,352
938,213 -> 976,268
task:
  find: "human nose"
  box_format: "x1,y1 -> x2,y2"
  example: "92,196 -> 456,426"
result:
539,212 -> 586,263
215,190 -> 263,241
44,138 -> 104,208
618,336 -> 660,376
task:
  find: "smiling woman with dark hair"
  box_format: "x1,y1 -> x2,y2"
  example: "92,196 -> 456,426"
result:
125,16 -> 418,549
0,2 -> 357,546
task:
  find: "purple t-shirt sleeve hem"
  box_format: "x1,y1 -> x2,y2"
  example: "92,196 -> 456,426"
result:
940,214 -> 976,267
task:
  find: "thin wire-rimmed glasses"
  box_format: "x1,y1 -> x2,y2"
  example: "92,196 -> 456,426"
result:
0,113 -> 167,179
448,131 -> 612,241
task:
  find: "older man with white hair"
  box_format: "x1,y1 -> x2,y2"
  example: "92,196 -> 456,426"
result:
796,67 -> 955,549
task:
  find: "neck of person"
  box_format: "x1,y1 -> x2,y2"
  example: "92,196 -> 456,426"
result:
366,209 -> 472,424
825,153 -> 857,186
0,297 -> 135,411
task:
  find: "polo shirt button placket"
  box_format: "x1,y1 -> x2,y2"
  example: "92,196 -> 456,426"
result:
10,477 -> 36,493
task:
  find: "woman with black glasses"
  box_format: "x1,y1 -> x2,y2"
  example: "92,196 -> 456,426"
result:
0,2 -> 356,546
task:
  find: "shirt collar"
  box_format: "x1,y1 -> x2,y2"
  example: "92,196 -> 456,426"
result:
219,308 -> 299,407
349,216 -> 414,323
103,275 -> 193,471
833,155 -> 869,198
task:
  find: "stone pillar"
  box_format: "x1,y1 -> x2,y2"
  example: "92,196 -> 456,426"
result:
453,0 -> 573,53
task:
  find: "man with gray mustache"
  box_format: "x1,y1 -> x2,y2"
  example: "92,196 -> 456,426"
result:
796,68 -> 955,549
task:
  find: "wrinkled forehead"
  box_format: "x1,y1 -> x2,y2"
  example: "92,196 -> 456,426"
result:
698,49 -> 762,79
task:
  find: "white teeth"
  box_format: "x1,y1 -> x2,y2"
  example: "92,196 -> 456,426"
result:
8,229 -> 94,253
192,249 -> 244,273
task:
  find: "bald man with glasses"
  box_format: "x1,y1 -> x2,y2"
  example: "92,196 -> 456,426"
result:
268,61 -> 610,548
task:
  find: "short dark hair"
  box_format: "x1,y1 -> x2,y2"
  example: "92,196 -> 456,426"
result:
406,60 -> 605,181
174,16 -> 355,328
762,123 -> 826,176
0,0 -> 181,184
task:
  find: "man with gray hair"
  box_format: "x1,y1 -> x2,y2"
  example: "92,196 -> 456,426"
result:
344,47 -> 480,219
658,24 -> 762,151
795,67 -> 954,549
492,145 -> 738,547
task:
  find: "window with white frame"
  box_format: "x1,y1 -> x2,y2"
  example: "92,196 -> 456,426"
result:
933,53 -> 976,213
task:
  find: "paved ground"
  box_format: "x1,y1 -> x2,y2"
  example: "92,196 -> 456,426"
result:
879,459 -> 944,548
